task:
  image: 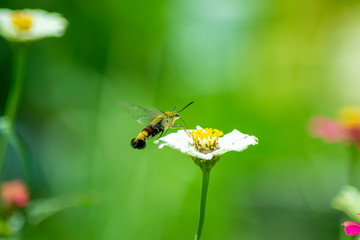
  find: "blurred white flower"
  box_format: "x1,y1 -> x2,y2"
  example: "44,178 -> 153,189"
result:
156,126 -> 258,160
332,185 -> 360,222
0,8 -> 68,42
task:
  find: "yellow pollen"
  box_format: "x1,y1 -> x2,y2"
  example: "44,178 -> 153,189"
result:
188,128 -> 223,153
11,11 -> 33,31
338,107 -> 360,128
188,128 -> 223,139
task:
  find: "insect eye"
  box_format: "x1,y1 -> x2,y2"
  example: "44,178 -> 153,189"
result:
175,113 -> 180,117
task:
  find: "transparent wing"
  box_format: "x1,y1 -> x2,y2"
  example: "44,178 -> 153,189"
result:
119,101 -> 162,125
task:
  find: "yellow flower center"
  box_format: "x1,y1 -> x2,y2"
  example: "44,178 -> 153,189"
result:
339,107 -> 360,128
188,128 -> 223,153
11,11 -> 33,31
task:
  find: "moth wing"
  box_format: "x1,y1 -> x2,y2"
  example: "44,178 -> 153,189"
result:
119,101 -> 162,125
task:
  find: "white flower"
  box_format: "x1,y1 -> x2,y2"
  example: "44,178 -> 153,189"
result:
332,185 -> 360,222
156,126 -> 258,160
0,8 -> 68,42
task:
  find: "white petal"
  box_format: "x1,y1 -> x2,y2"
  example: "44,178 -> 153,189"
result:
26,9 -> 68,39
156,130 -> 194,152
0,10 -> 15,39
190,151 -> 214,160
216,129 -> 258,155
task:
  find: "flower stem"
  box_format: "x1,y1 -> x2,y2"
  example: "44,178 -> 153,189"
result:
5,46 -> 27,122
348,145 -> 358,186
0,45 -> 27,176
194,166 -> 211,240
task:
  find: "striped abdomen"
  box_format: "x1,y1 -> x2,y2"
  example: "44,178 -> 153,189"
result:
131,123 -> 164,149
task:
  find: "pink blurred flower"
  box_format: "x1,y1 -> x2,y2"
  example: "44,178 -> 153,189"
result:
343,221 -> 360,236
343,214 -> 360,238
1,179 -> 29,208
309,107 -> 360,149
309,117 -> 346,142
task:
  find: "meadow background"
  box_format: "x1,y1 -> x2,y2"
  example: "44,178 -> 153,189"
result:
1,0 -> 360,239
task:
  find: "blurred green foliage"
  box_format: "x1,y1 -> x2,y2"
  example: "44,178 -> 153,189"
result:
1,0 -> 360,239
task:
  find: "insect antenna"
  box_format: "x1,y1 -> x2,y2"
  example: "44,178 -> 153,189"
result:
177,101 -> 194,113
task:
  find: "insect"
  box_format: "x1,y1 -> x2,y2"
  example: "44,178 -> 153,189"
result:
119,101 -> 194,149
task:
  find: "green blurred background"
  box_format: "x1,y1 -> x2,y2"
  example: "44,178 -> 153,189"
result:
1,0 -> 360,239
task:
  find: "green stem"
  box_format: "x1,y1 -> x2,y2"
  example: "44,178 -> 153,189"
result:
0,45 -> 27,177
8,127 -> 30,183
194,167 -> 211,240
348,145 -> 358,186
5,46 -> 27,122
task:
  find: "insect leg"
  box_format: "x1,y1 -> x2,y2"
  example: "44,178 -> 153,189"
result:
171,123 -> 181,129
179,118 -> 189,129
156,130 -> 165,140
173,123 -> 194,140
